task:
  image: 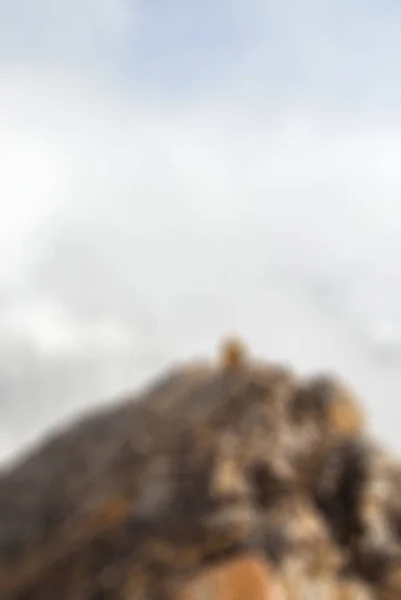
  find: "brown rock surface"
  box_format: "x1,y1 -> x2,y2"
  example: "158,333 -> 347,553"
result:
0,338 -> 400,599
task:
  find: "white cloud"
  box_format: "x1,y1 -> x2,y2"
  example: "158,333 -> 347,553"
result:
2,1 -> 401,458
0,122 -> 67,283
1,65 -> 401,326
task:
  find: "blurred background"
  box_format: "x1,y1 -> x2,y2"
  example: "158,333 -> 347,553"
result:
1,0 -> 401,462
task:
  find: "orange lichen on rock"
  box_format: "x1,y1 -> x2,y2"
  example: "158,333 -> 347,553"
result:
219,336 -> 247,369
176,554 -> 277,600
175,556 -> 374,599
327,389 -> 364,437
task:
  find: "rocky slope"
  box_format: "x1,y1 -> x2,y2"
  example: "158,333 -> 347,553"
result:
0,339 -> 399,599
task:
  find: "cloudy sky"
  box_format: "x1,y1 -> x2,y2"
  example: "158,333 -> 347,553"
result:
1,0 -> 401,458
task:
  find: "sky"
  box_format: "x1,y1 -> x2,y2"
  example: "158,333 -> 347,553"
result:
1,0 -> 401,459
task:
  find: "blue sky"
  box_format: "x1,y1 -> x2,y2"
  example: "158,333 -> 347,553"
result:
1,0 -> 401,111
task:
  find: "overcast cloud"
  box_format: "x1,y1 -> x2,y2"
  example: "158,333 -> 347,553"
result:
1,0 -> 401,461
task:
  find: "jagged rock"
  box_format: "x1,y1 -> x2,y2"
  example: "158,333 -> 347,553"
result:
0,338 -> 399,599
